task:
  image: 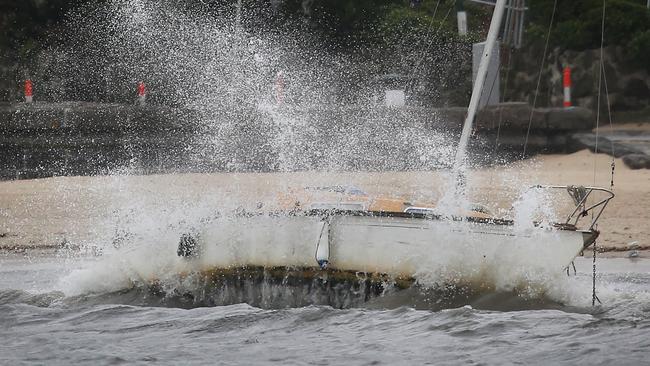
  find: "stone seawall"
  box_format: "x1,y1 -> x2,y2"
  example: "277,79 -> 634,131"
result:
0,102 -> 595,179
510,46 -> 650,112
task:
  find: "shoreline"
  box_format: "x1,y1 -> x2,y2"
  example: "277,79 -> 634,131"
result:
1,149 -> 648,255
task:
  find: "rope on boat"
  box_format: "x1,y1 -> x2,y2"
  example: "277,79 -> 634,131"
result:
314,214 -> 331,270
566,261 -> 577,276
522,0 -> 558,158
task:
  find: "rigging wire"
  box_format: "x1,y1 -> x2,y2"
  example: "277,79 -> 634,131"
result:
404,1 -> 455,92
480,43 -> 512,151
601,59 -> 616,190
522,0 -> 558,158
598,58 -> 616,189
594,0 -> 608,186
404,0 -> 442,86
495,47 -> 514,150
493,0 -> 520,150
369,0 -> 441,193
592,0 -> 609,307
467,1 -> 518,156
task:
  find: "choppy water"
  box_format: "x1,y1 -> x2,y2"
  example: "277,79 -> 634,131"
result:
2,252 -> 650,365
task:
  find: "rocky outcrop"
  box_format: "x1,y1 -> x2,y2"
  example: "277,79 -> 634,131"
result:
0,101 -> 598,179
570,130 -> 650,170
509,46 -> 650,112
622,154 -> 650,170
474,102 -> 593,131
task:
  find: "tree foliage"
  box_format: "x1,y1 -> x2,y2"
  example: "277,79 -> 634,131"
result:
0,0 -> 95,60
527,0 -> 650,56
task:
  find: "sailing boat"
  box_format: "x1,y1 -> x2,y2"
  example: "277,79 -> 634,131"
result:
173,0 -> 613,290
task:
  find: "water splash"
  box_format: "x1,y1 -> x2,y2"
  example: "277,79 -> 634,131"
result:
30,0 -> 594,310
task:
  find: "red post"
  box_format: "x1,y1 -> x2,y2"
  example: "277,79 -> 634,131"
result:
137,81 -> 146,105
24,79 -> 33,103
563,66 -> 571,108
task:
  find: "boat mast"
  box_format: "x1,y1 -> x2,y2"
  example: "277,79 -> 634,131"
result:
453,0 -> 507,175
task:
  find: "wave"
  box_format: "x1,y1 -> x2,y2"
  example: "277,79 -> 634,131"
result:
0,289 -> 65,307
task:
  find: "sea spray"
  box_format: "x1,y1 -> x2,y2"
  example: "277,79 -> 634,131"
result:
512,186 -> 558,233
45,0 -> 461,174
47,0 -> 577,309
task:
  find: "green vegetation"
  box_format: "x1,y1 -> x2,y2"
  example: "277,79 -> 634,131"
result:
0,0 -> 90,60
527,0 -> 650,68
1,0 -> 648,102
2,0 -> 649,57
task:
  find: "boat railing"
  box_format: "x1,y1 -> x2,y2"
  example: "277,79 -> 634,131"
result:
530,185 -> 615,230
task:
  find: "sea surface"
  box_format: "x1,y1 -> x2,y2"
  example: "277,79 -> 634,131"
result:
1,251 -> 650,365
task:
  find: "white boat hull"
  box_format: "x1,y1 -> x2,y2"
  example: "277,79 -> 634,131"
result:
190,213 -> 590,280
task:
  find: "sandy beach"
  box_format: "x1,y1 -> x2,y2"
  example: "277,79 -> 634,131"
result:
1,149 -> 648,255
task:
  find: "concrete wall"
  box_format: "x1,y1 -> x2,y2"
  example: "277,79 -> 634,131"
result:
0,102 -> 595,180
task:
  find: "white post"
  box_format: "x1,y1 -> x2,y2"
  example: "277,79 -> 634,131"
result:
457,11 -> 468,36
454,0 -> 507,170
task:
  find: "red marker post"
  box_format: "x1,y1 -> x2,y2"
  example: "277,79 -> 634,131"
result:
137,81 -> 146,105
24,79 -> 33,103
563,66 -> 571,108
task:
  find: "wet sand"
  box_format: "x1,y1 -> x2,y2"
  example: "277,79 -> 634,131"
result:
0,149 -> 648,254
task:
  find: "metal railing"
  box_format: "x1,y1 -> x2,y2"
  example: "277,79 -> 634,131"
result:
530,185 -> 615,230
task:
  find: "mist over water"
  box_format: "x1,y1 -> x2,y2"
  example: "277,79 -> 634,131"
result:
19,0 -> 586,305
6,0 -> 596,306
38,0 -> 484,174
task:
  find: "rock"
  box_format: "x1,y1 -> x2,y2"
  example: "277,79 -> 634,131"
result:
608,92 -> 627,111
622,154 -> 650,169
546,107 -> 594,130
569,131 -> 650,158
623,78 -> 650,98
475,102 -> 542,131
429,107 -> 465,131
576,96 -> 594,110
510,46 -> 650,113
572,69 -> 595,98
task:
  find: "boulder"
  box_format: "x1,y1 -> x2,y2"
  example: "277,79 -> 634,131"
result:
623,78 -> 650,99
475,102 -> 544,131
546,107 -> 594,130
428,107 -> 466,131
570,133 -> 643,157
622,154 -> 650,170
